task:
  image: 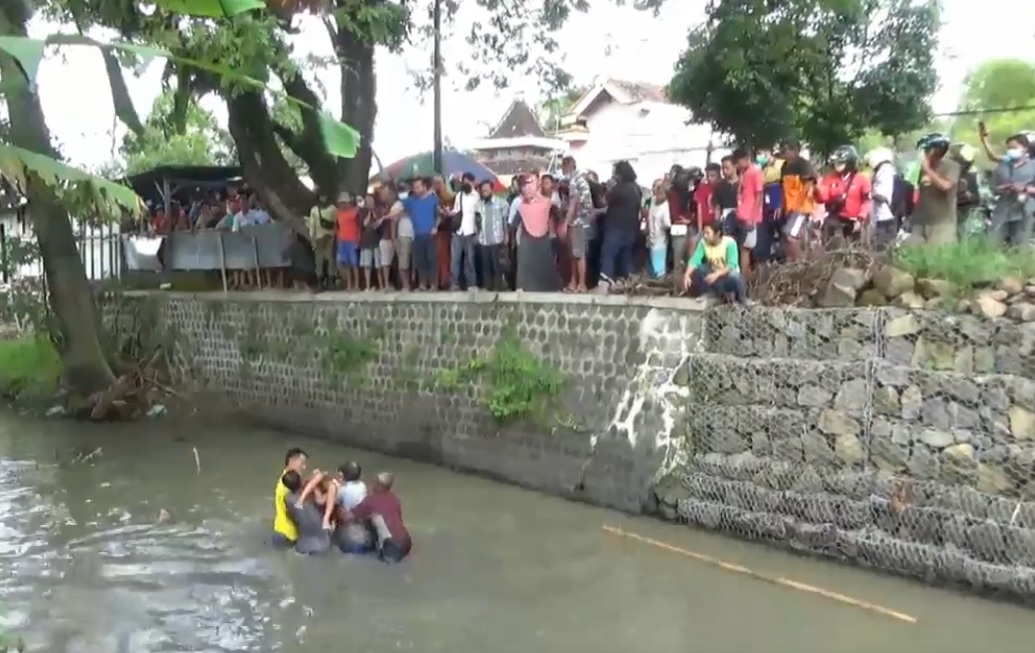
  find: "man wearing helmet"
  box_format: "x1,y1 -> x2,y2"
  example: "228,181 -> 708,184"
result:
816,145 -> 871,244
910,133 -> 960,246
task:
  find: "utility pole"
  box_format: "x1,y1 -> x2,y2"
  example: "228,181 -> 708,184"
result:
432,0 -> 443,174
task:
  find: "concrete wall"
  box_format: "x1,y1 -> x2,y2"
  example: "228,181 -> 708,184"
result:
121,292 -> 1035,597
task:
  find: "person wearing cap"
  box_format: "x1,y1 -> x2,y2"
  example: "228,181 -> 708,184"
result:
777,138 -> 815,261
908,133 -> 959,246
308,193 -> 337,289
865,147 -> 899,248
335,192 -> 362,291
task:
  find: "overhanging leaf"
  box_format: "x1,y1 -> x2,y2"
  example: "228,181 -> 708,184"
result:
0,36 -> 45,87
0,143 -> 144,218
318,112 -> 360,158
155,0 -> 266,18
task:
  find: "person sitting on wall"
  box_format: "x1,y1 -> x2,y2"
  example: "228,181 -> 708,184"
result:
682,222 -> 751,306
342,472 -> 411,563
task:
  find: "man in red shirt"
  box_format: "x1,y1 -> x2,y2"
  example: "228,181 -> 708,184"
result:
733,148 -> 764,278
816,145 -> 871,244
347,471 -> 411,563
694,163 -> 719,231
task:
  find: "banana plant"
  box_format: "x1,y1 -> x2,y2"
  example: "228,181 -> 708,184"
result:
0,0 -> 360,220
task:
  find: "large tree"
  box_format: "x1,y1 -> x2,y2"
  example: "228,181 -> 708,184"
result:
117,88 -> 235,175
0,0 -> 360,403
52,0 -> 659,216
667,0 -> 940,156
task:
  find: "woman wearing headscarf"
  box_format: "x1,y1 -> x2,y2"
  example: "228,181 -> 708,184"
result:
512,174 -> 560,291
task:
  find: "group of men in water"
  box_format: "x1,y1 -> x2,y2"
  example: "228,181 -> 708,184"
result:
272,448 -> 412,562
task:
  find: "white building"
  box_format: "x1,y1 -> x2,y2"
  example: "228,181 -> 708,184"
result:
553,77 -> 727,181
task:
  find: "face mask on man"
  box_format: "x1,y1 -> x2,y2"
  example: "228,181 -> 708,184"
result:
1006,147 -> 1025,161
834,163 -> 847,174
755,154 -> 769,166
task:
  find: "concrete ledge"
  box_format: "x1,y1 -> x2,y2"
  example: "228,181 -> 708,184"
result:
122,289 -> 711,311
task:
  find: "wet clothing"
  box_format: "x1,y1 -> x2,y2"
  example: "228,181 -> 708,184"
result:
351,490 -> 412,561
273,472 -> 297,543
285,492 -> 331,555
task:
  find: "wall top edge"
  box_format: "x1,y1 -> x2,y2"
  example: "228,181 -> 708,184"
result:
120,290 -> 717,312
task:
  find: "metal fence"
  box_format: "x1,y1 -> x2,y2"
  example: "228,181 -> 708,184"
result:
0,219 -> 123,283
121,223 -> 297,283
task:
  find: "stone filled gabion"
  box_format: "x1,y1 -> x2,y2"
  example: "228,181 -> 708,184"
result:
111,293 -> 1035,600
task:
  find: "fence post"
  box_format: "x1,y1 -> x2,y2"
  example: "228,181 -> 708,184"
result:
217,231 -> 229,293
0,223 -> 7,283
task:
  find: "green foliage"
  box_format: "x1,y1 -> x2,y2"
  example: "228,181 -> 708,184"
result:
668,0 -> 939,155
0,336 -> 61,400
317,333 -> 378,387
117,89 -> 235,176
893,238 -> 1035,289
435,328 -> 566,424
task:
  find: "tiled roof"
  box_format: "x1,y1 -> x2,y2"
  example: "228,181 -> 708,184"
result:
489,99 -> 548,139
481,156 -> 552,176
607,79 -> 667,103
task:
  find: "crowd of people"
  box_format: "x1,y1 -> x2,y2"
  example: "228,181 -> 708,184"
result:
135,122 -> 1035,304
273,447 -> 412,561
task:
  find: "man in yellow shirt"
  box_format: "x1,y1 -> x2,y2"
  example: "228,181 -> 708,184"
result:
273,447 -> 309,547
308,195 -> 337,288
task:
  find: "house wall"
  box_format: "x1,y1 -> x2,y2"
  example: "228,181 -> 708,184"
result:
571,101 -> 719,180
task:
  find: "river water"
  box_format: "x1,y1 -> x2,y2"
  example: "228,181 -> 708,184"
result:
0,412 -> 1031,652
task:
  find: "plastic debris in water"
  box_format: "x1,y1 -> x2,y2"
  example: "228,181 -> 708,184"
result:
146,404 -> 167,418
45,405 -> 66,417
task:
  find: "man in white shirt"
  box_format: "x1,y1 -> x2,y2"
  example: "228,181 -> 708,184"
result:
333,461 -> 373,553
867,147 -> 899,248
450,172 -> 480,290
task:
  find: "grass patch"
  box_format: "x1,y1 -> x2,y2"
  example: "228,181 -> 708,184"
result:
0,336 -> 61,400
893,238 -> 1035,288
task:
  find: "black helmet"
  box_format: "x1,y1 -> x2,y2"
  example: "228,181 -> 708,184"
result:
687,166 -> 704,183
829,145 -> 859,166
916,132 -> 950,152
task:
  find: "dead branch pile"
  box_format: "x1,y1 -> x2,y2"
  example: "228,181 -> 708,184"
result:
606,247 -> 884,306
79,345 -> 184,421
747,248 -> 881,306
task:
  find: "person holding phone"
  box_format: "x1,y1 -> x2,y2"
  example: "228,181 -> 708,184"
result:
980,121 -> 1035,246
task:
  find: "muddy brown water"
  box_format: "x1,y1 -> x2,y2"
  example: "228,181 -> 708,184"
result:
0,413 -> 1030,652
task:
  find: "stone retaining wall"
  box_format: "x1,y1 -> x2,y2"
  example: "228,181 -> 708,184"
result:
120,291 -> 1035,597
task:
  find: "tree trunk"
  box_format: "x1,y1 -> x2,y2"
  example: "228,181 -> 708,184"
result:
225,89 -> 317,224
0,0 -> 116,397
335,27 -> 376,195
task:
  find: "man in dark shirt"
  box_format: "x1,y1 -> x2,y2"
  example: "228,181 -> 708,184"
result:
348,472 -> 412,563
283,471 -> 332,555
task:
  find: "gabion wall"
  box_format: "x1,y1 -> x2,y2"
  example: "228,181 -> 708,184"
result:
120,292 -> 1035,597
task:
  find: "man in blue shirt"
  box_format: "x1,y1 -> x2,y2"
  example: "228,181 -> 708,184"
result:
403,177 -> 440,291
246,196 -> 272,226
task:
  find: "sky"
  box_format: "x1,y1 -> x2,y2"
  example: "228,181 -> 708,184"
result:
28,0 -> 1035,172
